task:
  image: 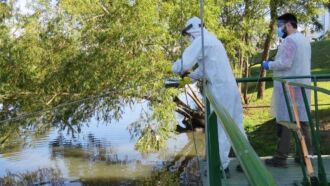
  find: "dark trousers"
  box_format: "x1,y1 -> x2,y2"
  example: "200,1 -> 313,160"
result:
274,122 -> 313,159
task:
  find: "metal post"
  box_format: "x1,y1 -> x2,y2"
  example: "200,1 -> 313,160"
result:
301,87 -> 328,185
281,82 -> 310,185
313,77 -> 321,152
206,98 -> 222,186
281,82 -> 294,122
293,132 -> 310,185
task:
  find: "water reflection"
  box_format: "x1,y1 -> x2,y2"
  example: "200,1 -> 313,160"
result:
0,102 -> 205,185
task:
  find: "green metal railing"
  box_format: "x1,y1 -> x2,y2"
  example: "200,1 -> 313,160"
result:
205,88 -> 276,186
273,77 -> 330,186
236,74 -> 330,83
205,74 -> 330,186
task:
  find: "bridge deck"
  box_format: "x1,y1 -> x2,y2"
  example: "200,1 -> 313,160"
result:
201,156 -> 330,186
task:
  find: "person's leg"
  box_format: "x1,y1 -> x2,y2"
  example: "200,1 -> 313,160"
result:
265,123 -> 290,167
274,123 -> 291,158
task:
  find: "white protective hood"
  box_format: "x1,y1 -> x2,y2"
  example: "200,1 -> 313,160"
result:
184,16 -> 202,40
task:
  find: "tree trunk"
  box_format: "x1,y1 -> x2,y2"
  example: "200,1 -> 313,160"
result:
257,0 -> 279,99
243,55 -> 250,104
237,49 -> 243,93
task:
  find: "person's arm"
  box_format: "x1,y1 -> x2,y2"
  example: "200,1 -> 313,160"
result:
269,38 -> 297,71
172,39 -> 202,74
189,66 -> 203,82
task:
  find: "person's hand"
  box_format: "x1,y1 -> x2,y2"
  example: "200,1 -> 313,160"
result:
180,71 -> 190,78
178,77 -> 192,88
262,60 -> 271,70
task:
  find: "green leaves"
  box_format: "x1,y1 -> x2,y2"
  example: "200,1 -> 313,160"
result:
0,2 -> 11,23
0,0 -> 328,153
0,0 -> 178,152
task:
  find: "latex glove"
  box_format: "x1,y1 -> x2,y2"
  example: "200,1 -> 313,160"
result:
178,77 -> 192,88
262,60 -> 271,70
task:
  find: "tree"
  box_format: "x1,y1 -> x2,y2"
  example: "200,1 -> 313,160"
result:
1,0 -> 328,153
0,1 -> 12,92
0,0 -> 188,153
218,0 -> 269,103
257,0 -> 279,99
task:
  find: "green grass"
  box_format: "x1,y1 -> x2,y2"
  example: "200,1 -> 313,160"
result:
311,39 -> 330,74
243,39 -> 330,155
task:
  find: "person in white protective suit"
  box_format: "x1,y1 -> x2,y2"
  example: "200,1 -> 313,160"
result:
171,16 -> 247,176
262,13 -> 312,168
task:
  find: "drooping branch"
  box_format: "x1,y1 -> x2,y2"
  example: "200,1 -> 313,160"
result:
173,95 -> 205,130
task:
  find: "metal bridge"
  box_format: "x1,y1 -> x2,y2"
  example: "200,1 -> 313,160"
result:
201,74 -> 330,186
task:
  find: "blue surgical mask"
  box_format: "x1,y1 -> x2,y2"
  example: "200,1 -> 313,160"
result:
277,26 -> 285,38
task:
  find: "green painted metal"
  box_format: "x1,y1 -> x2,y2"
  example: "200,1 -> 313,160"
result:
236,74 -> 330,83
312,79 -> 321,153
313,77 -> 329,186
293,131 -> 310,185
279,80 -> 310,185
205,88 -> 276,186
205,99 -> 210,185
166,74 -> 330,89
206,109 -> 222,186
201,75 -> 330,185
301,87 -> 328,185
280,82 -> 294,122
286,81 -> 330,95
275,77 -> 330,185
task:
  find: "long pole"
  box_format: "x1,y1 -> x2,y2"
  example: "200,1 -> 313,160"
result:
288,86 -> 314,176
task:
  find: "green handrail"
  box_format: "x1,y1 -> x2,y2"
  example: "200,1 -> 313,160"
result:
236,74 -> 330,83
288,82 -> 330,95
301,87 -> 328,186
205,87 -> 276,186
273,77 -> 329,185
165,74 -> 330,88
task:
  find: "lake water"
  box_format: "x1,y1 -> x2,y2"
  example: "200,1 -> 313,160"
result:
0,101 -> 205,185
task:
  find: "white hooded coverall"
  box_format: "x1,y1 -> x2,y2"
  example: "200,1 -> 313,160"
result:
172,17 -> 246,169
269,32 -> 311,122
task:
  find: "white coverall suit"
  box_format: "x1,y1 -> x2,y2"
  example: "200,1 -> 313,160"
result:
172,17 -> 246,169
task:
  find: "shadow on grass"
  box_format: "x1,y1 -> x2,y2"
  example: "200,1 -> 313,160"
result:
228,118 -> 279,157
242,108 -> 330,157
316,109 -> 330,154
245,118 -> 278,156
